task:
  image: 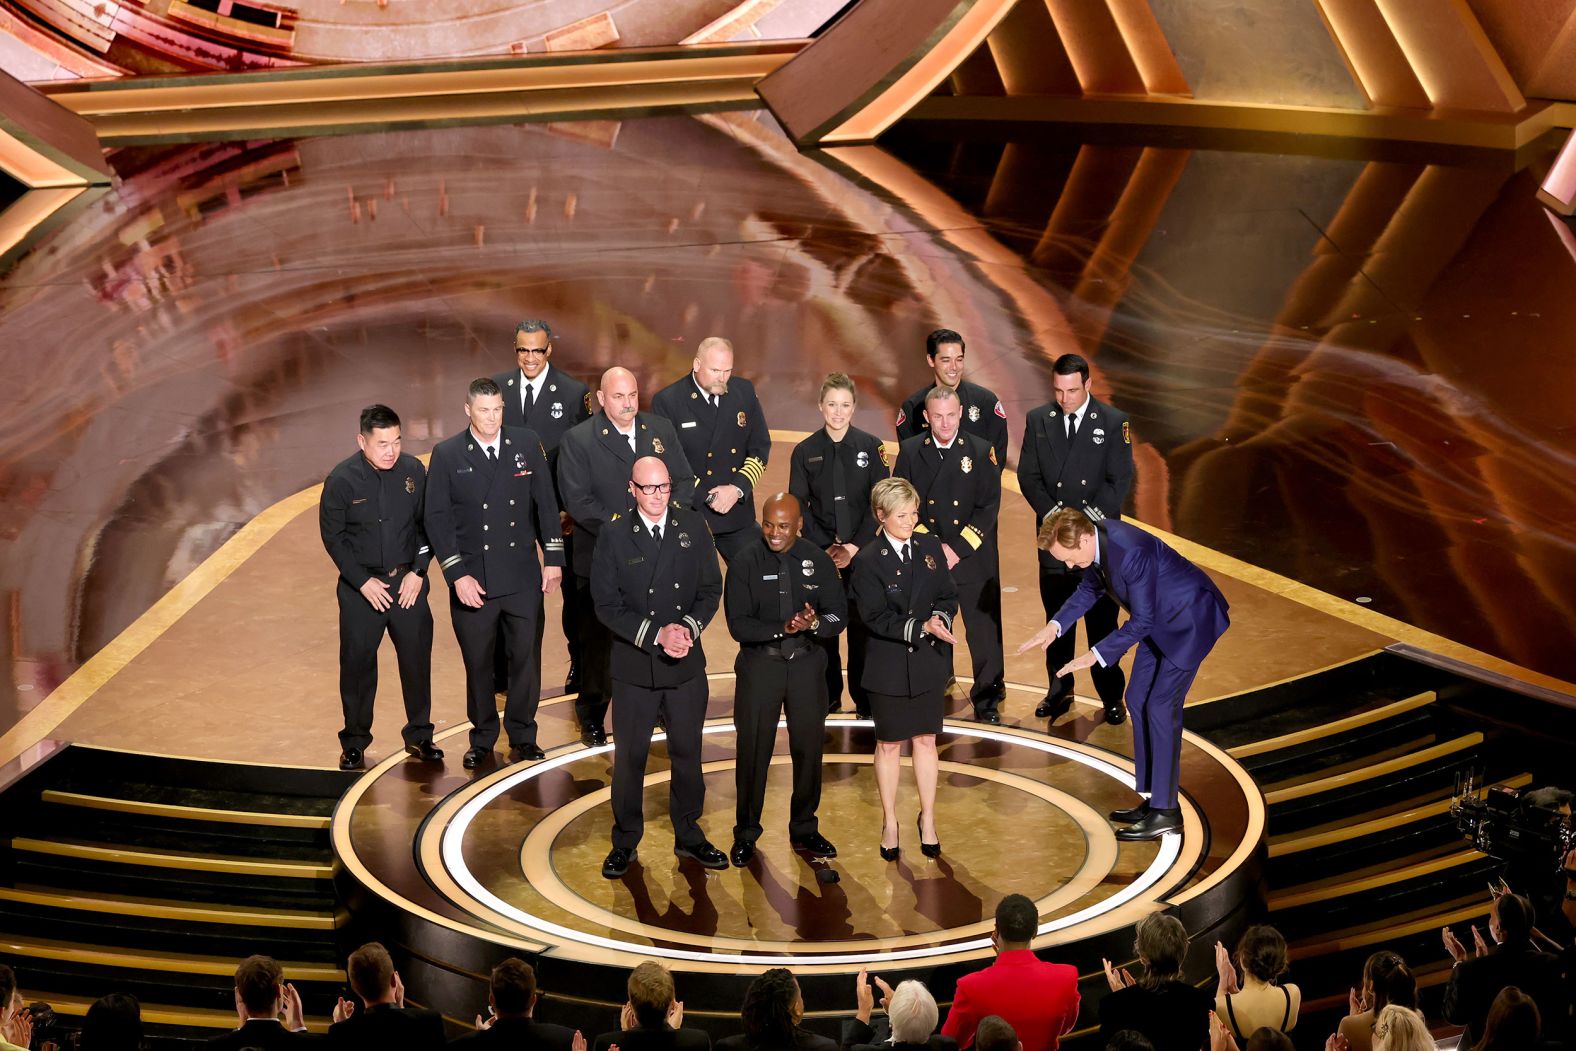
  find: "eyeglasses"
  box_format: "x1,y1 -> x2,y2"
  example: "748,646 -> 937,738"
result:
632,482 -> 672,495
514,346 -> 548,356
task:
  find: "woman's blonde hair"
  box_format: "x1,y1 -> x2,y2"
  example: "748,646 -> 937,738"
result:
871,477 -> 919,521
1372,1005 -> 1431,1051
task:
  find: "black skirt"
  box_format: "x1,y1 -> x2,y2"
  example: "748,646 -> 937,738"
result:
867,686 -> 945,741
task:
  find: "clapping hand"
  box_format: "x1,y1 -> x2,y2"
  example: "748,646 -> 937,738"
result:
1209,1011 -> 1240,1051
1215,941 -> 1241,996
333,997 -> 357,1024
1102,957 -> 1136,992
281,982 -> 306,1031
1017,621 -> 1060,654
786,603 -> 817,635
1442,925 -> 1469,963
667,1000 -> 684,1029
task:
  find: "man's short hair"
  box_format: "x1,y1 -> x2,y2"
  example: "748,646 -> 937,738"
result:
696,336 -> 733,357
627,961 -> 674,1028
819,373 -> 857,403
1494,893 -> 1534,943
1105,1031 -> 1155,1051
347,943 -> 394,1002
994,894 -> 1037,944
360,404 -> 401,435
516,319 -> 553,341
468,377 -> 503,402
926,328 -> 965,358
490,958 -> 537,1016
924,385 -> 960,408
1052,354 -> 1090,383
1038,508 -> 1096,553
975,1015 -> 1018,1051
0,963 -> 15,1011
870,477 -> 919,521
1134,913 -> 1189,980
235,955 -> 284,1015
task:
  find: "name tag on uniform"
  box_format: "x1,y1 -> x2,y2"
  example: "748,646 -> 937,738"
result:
762,574 -> 778,581
626,556 -> 645,566
455,466 -> 474,474
514,470 -> 530,477
807,455 -> 823,464
681,421 -> 698,429
351,498 -> 368,504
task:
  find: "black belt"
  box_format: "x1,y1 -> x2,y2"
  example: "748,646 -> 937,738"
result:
748,639 -> 813,660
365,564 -> 412,578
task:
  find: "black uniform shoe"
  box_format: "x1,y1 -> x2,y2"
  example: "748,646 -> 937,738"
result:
729,841 -> 755,867
508,743 -> 546,763
602,846 -> 635,878
462,747 -> 489,769
1115,808 -> 1182,840
976,709 -> 1002,725
1103,699 -> 1128,725
1109,801 -> 1151,824
404,741 -> 444,762
791,832 -> 838,858
339,749 -> 365,771
581,725 -> 608,747
673,840 -> 728,870
565,662 -> 580,694
1035,693 -> 1074,720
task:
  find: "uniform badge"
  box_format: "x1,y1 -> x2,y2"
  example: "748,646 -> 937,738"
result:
988,447 -> 997,466
855,450 -> 869,468
960,456 -> 973,474
652,437 -> 665,454
801,559 -> 815,577
514,452 -> 527,469
924,554 -> 937,570
994,401 -> 1007,419
690,391 -> 698,400
879,444 -> 890,467
550,401 -> 563,419
1123,421 -> 1131,445
677,531 -> 692,549
737,411 -> 747,428
1092,427 -> 1105,446
968,404 -> 981,422
404,476 -> 415,494
584,392 -> 594,415
895,408 -> 906,427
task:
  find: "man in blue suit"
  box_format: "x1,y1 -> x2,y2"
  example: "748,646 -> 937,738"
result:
1020,509 -> 1229,839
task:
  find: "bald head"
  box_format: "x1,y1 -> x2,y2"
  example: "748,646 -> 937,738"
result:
632,456 -> 669,487
760,492 -> 802,553
599,367 -> 639,428
630,455 -> 671,518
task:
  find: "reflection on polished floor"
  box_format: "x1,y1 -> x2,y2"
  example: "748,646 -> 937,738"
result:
2,108 -> 1575,739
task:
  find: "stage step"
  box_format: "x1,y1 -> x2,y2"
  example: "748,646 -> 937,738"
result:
1262,732 -> 1484,832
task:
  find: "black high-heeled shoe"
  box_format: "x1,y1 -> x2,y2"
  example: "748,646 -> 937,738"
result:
879,826 -> 900,862
916,814 -> 941,858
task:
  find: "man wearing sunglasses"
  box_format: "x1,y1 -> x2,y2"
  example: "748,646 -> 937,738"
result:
591,456 -> 724,878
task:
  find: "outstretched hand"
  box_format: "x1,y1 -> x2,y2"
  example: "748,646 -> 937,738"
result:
1017,621 -> 1060,654
1056,651 -> 1099,678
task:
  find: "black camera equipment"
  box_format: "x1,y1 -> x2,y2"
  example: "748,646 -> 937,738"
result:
1452,769 -> 1574,869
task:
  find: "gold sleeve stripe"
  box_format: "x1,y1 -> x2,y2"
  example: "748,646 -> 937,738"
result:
740,457 -> 766,486
960,526 -> 983,550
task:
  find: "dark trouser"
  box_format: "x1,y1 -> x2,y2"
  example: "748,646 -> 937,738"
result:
1126,639 -> 1199,810
336,572 -> 433,752
711,526 -> 756,564
1039,562 -> 1126,705
820,567 -> 870,715
495,534 -> 580,692
450,586 -> 541,750
610,674 -> 709,849
956,571 -> 1005,712
573,571 -> 614,730
733,646 -> 828,844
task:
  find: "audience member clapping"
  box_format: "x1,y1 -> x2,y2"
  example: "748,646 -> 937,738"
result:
206,954 -> 318,1049
1369,1005 -> 1430,1051
450,957 -> 583,1050
594,961 -> 709,1051
79,993 -> 144,1051
0,965 -> 30,1051
1442,892 -> 1566,1050
1097,914 -> 1212,1051
717,968 -> 833,1051
1336,952 -> 1416,1051
1212,927 -> 1299,1041
329,942 -> 443,1049
843,974 -> 954,1051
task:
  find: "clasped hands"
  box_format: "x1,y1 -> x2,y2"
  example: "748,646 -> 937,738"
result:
656,623 -> 695,659
360,571 -> 424,612
784,602 -> 818,636
1015,621 -> 1098,677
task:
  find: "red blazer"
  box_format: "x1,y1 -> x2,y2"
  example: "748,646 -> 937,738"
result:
940,951 -> 1080,1051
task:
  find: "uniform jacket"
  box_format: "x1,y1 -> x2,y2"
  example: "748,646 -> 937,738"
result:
423,426 -> 565,599
788,427 -> 888,550
320,451 -> 432,587
1018,396 -> 1134,573
558,411 -> 697,576
850,532 -> 959,695
591,504 -> 722,688
492,363 -> 592,487
725,537 -> 848,646
1052,521 -> 1229,670
896,378 -> 1008,467
328,1003 -> 445,1050
650,374 -> 769,537
893,431 -> 1001,583
939,951 -> 1080,1051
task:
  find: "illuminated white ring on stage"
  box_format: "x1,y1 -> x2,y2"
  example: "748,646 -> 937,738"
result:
438,719 -> 1185,966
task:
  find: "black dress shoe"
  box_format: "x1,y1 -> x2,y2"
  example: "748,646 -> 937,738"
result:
1115,808 -> 1182,840
462,747 -> 489,769
791,832 -> 838,858
674,840 -> 728,870
879,841 -> 900,862
339,748 -> 364,771
404,741 -> 444,762
565,661 -> 580,693
602,846 -> 635,878
508,743 -> 546,763
1035,693 -> 1074,720
581,725 -> 607,747
1109,801 -> 1151,824
729,841 -> 755,867
916,815 -> 941,858
976,709 -> 1002,725
1104,699 -> 1128,725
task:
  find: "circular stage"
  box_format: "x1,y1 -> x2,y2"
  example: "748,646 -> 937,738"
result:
331,677 -> 1264,1023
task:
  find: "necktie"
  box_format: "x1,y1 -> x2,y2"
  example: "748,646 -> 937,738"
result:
651,524 -> 662,543
777,553 -> 793,623
523,383 -> 536,416
712,394 -> 721,410
1067,414 -> 1078,441
900,543 -> 911,564
627,433 -> 637,455
831,442 -> 853,543
487,446 -> 498,463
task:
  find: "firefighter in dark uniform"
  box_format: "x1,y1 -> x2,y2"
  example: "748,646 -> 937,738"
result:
490,319 -> 592,695
1017,353 -> 1134,724
893,386 -> 1005,723
895,328 -> 1008,467
320,404 -> 441,772
723,493 -> 847,868
650,336 -> 769,563
592,456 -> 725,879
559,366 -> 696,747
850,477 -> 959,860
424,377 -> 565,770
788,372 -> 888,717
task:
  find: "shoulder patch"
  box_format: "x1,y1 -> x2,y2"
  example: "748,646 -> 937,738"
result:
1123,420 -> 1131,445
994,400 -> 1006,419
583,391 -> 594,415
879,443 -> 890,467
895,408 -> 906,428
988,446 -> 997,466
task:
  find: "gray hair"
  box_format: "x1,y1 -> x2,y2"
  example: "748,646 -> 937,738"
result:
886,980 -> 937,1043
515,319 -> 553,340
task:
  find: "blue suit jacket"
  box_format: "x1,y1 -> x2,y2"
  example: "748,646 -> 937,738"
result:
1052,521 -> 1229,670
